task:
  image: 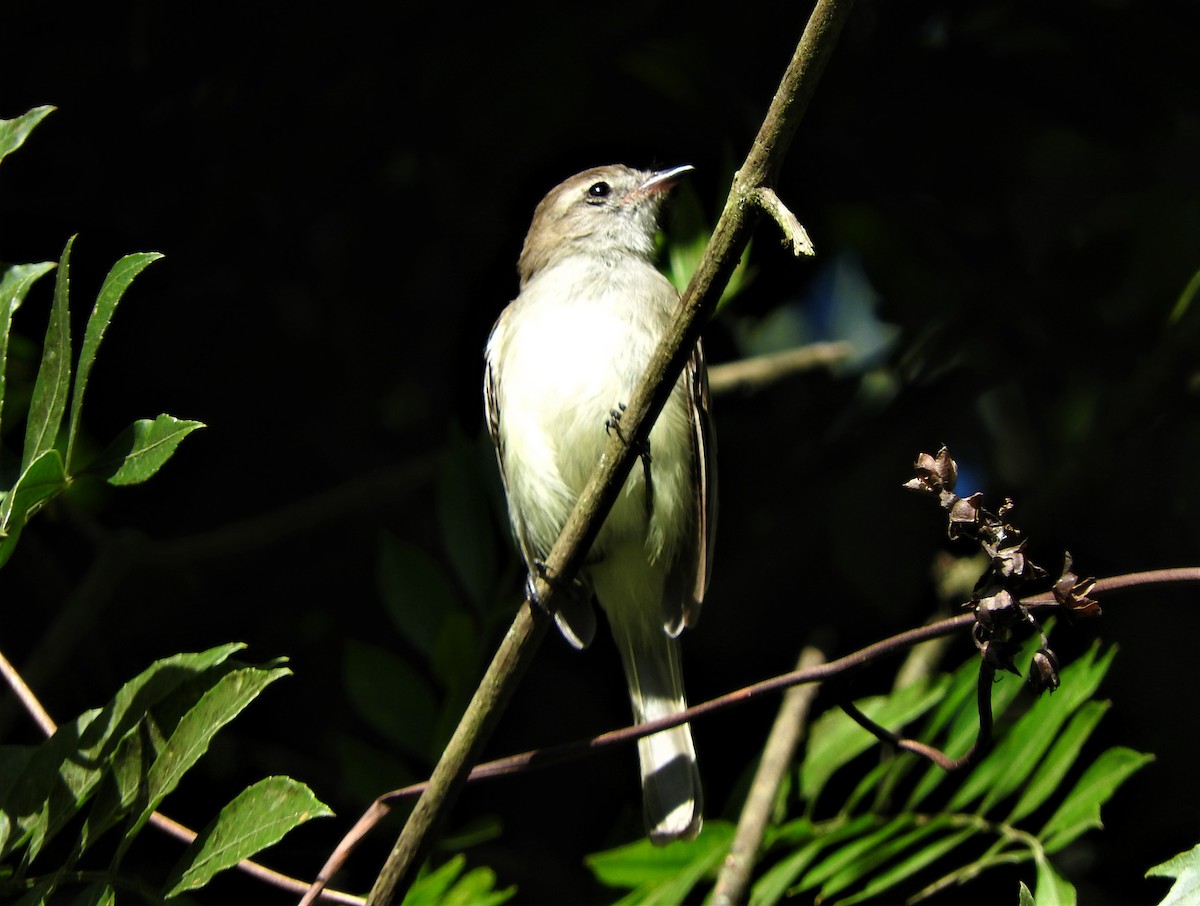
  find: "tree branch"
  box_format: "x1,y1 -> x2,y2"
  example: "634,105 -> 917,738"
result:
712,645 -> 826,906
365,2 -> 857,902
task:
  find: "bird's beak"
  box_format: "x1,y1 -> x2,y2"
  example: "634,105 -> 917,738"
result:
637,164 -> 696,197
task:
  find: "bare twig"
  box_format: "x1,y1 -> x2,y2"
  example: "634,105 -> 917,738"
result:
365,2 -> 856,902
840,663 -> 996,772
712,645 -> 826,906
707,342 -> 852,396
751,186 -> 816,256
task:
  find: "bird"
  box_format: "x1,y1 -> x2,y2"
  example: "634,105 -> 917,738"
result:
484,164 -> 716,844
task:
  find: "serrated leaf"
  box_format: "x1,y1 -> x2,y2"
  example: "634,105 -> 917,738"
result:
1,261 -> 57,449
0,449 -> 67,570
66,252 -> 163,469
0,106 -> 54,164
1006,701 -> 1109,825
163,776 -> 332,897
88,414 -> 204,485
22,236 -> 74,471
1040,746 -> 1153,854
0,645 -> 247,861
117,664 -> 290,860
343,639 -> 437,760
1146,843 -> 1200,906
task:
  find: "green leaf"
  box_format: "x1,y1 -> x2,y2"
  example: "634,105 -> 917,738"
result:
22,236 -> 74,471
1033,850 -> 1077,906
117,663 -> 291,860
0,261 -> 56,448
163,776 -> 332,897
951,644 -> 1114,815
66,252 -> 163,469
439,866 -> 515,906
1006,700 -> 1110,825
0,644 -> 247,860
0,106 -> 54,165
1146,843 -> 1200,906
1019,880 -> 1035,906
0,450 -> 67,570
749,817 -> 876,906
404,856 -> 470,905
343,639 -> 437,760
800,678 -> 946,808
1039,746 -> 1153,854
835,826 -> 976,906
586,821 -> 733,905
403,856 -> 515,906
906,632 -> 1046,811
799,817 -> 915,893
87,414 -> 204,485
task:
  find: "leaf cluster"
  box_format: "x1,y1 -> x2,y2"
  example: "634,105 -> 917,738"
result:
1,107 -> 330,904
1,108 -> 203,570
588,633 -> 1150,905
0,644 -> 332,902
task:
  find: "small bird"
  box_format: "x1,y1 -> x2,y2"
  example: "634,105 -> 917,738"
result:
484,164 -> 716,844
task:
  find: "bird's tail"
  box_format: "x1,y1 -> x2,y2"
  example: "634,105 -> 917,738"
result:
610,617 -> 702,844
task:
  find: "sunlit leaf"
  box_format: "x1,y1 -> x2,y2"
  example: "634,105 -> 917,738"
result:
117,664 -> 291,861
0,261 -> 56,445
1040,747 -> 1153,854
163,776 -> 332,897
87,413 -> 204,485
67,252 -> 163,469
1007,701 -> 1109,825
1033,850 -> 1077,906
21,237 -> 74,470
0,449 -> 67,570
1146,843 -> 1200,906
0,105 -> 54,164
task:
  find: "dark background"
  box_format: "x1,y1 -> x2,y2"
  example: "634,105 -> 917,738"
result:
3,1 -> 1199,902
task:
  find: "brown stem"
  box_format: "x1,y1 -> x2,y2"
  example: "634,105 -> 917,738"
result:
712,645 -> 827,906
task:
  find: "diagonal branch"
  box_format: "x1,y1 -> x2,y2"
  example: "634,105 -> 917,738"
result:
365,2 -> 857,902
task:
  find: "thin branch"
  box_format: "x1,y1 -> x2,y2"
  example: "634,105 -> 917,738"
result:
712,645 -> 826,906
707,342 -> 852,396
0,645 -> 55,736
365,2 -> 857,902
751,187 -> 816,256
307,563 -> 1200,902
840,663 -> 996,772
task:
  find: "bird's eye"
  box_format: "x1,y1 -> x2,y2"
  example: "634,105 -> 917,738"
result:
587,181 -> 611,199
